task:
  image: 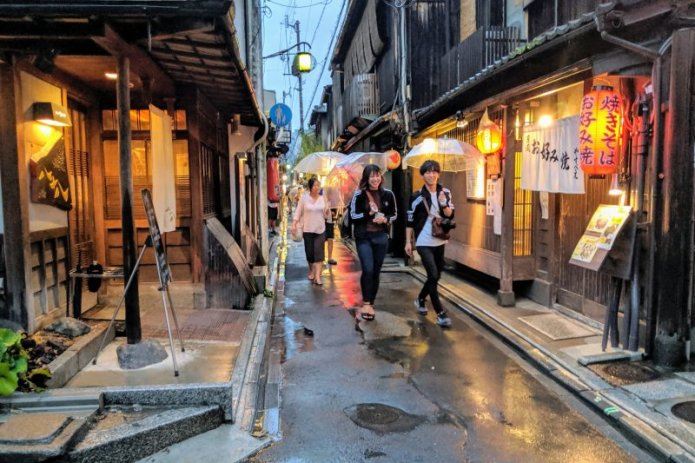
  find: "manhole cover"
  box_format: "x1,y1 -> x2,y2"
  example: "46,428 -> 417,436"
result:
671,401 -> 695,424
344,403 -> 424,434
603,363 -> 661,382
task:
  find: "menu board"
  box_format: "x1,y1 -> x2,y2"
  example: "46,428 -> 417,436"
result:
570,204 -> 634,277
142,188 -> 172,287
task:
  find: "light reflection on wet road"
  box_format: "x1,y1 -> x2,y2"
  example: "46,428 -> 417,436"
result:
250,242 -> 655,463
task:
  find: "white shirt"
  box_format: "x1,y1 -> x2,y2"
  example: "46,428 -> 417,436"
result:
293,193 -> 327,234
415,191 -> 448,247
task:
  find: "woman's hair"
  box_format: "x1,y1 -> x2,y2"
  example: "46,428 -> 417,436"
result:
358,164 -> 383,191
307,177 -> 320,191
419,160 -> 441,176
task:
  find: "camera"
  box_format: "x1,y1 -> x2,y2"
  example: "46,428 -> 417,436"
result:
440,218 -> 456,230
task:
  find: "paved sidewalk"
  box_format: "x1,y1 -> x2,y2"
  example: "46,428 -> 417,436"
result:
375,256 -> 695,462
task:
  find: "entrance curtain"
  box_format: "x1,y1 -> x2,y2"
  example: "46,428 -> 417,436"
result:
149,104 -> 176,232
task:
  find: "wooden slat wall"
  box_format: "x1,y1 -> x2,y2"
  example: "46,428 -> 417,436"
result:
29,228 -> 69,323
556,175 -> 620,319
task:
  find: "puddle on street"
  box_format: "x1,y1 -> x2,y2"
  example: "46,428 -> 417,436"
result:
281,316 -> 315,363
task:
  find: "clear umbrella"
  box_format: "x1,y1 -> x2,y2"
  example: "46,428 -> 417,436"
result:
293,151 -> 345,176
403,138 -> 484,172
325,152 -> 388,206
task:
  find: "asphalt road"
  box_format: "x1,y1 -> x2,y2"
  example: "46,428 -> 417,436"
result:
249,241 -> 656,463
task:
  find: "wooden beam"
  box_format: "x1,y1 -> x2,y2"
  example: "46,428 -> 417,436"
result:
92,23 -> 175,97
144,18 -> 217,42
0,62 -> 33,330
0,20 -> 105,40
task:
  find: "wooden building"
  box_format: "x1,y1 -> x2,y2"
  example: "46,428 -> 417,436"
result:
321,0 -> 694,365
0,0 -> 267,335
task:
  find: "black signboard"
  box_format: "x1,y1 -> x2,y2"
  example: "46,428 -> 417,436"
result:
142,188 -> 172,287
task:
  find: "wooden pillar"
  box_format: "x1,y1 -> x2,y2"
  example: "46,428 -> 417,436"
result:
498,105 -> 516,306
117,55 -> 141,344
652,29 -> 695,365
0,61 -> 33,330
187,93 -> 204,283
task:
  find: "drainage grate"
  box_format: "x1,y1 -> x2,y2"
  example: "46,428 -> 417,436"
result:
671,401 -> 695,424
344,403 -> 424,434
602,362 -> 661,383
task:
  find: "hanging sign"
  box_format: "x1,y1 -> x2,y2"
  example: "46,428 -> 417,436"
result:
521,115 -> 584,194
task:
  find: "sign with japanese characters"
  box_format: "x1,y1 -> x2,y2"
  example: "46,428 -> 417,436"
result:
570,204 -> 633,274
521,115 -> 584,194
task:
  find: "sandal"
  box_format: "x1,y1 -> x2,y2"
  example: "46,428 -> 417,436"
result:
360,304 -> 375,321
314,278 -> 323,286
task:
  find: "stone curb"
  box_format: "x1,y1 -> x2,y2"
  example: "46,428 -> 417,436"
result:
390,266 -> 695,462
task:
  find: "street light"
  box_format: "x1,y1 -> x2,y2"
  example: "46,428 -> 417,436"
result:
263,19 -> 315,132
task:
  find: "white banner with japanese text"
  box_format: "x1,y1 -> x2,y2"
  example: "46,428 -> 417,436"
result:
521,116 -> 585,194
150,104 -> 177,232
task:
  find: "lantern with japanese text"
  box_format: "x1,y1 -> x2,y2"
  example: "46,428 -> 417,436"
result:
476,108 -> 502,154
578,84 -> 622,177
267,157 -> 280,202
386,149 -> 401,170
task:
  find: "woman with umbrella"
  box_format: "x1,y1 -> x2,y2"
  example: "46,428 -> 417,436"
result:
350,164 -> 397,321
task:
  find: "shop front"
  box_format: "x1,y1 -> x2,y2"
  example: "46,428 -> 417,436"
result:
413,2 -> 694,363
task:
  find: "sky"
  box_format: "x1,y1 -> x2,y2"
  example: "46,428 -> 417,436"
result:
261,0 -> 346,137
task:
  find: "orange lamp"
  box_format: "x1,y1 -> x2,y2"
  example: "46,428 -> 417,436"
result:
578,83 -> 622,176
475,108 -> 502,154
386,149 -> 401,170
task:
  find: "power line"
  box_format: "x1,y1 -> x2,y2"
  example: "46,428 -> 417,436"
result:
267,0 -> 331,8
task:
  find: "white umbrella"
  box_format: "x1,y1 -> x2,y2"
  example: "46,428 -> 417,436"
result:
293,151 -> 345,176
404,138 -> 484,172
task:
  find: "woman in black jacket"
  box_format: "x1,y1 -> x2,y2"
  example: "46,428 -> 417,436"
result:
350,164 -> 397,321
405,160 -> 454,327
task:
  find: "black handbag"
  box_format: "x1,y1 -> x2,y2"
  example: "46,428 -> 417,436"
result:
424,198 -> 455,240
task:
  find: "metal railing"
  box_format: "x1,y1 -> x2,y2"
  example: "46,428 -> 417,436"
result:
440,26 -> 523,94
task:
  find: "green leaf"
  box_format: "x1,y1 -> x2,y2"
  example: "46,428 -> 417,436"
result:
0,329 -> 20,347
12,357 -> 28,375
0,363 -> 18,396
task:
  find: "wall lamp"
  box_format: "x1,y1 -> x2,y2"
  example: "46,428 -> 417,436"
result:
32,102 -> 72,127
455,110 -> 468,129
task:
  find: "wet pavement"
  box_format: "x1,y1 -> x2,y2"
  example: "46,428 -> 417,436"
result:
249,240 -> 655,463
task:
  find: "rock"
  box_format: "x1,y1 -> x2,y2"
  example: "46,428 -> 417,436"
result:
116,340 -> 168,369
45,317 -> 91,338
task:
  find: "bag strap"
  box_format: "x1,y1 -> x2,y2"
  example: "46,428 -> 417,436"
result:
365,190 -> 379,212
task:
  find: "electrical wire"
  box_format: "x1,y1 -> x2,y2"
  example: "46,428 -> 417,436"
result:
267,0 -> 331,8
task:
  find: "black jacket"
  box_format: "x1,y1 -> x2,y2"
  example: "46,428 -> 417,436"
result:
406,184 -> 455,240
350,188 -> 398,239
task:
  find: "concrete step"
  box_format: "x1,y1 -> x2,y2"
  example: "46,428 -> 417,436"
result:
0,389 -> 102,416
66,405 -> 224,463
0,410 -> 97,463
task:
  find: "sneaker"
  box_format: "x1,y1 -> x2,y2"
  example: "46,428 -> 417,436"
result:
414,298 -> 428,315
436,313 -> 452,327
327,259 -> 337,265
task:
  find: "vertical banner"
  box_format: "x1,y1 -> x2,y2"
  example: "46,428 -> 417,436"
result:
521,115 -> 584,194
150,105 -> 176,232
30,130 -> 72,211
485,178 -> 503,235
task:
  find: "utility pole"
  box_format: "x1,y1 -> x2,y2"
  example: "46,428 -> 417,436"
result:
293,20 -> 305,133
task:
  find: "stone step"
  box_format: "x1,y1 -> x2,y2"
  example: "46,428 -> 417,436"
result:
0,389 -> 103,416
0,410 -> 97,463
66,405 -> 224,463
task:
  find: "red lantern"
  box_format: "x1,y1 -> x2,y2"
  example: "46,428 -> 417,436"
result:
386,149 -> 401,170
267,157 -> 280,202
476,108 -> 502,154
578,83 -> 622,176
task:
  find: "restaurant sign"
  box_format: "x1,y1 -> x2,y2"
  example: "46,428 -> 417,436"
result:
521,115 -> 584,194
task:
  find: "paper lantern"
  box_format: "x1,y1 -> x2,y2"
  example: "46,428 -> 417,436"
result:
578,83 -> 622,176
476,108 -> 502,154
386,149 -> 401,170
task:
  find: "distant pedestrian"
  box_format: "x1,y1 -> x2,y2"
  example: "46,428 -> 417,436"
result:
350,164 -> 397,321
291,177 -> 330,285
405,160 -> 454,327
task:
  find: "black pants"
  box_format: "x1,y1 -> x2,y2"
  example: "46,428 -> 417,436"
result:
303,232 -> 326,263
416,245 -> 445,314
